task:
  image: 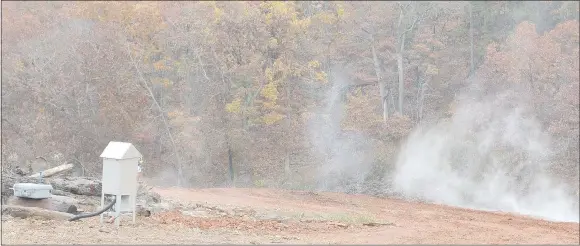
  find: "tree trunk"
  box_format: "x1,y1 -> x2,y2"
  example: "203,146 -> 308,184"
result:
284,153 -> 291,180
469,2 -> 475,75
389,88 -> 397,114
28,163 -> 74,178
416,80 -> 422,121
418,80 -> 428,123
228,145 -> 234,186
49,177 -> 102,196
370,36 -> 388,122
397,33 -> 406,114
284,86 -> 292,179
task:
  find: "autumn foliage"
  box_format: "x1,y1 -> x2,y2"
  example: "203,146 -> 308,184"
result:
2,1 -> 578,191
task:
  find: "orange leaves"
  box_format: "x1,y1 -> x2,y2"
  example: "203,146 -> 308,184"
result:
70,2 -> 165,44
152,57 -> 175,73
482,20 -> 577,86
412,43 -> 430,54
511,21 -> 538,41
167,110 -> 183,118
342,90 -> 384,136
384,113 -> 413,140
547,20 -> 580,41
343,89 -> 413,140
153,61 -> 166,71
478,19 -> 579,138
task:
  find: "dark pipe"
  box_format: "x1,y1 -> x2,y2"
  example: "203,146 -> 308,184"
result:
68,196 -> 116,222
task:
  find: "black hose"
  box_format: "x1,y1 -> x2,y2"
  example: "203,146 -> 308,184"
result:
68,196 -> 116,222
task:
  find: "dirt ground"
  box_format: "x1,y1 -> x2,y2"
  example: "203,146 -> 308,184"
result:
2,187 -> 579,244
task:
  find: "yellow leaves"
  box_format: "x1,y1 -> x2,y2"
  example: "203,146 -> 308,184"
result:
204,0 -> 224,23
315,12 -> 337,25
268,37 -> 279,48
213,5 -> 224,23
262,1 -> 294,17
161,78 -> 172,88
15,59 -> 25,72
314,71 -> 328,83
290,16 -> 311,33
306,60 -> 327,84
225,98 -> 242,114
261,1 -> 294,25
259,80 -> 283,123
336,3 -> 345,18
203,26 -> 212,36
307,60 -> 327,83
243,5 -> 250,17
308,60 -> 321,69
261,82 -> 279,102
262,101 -> 277,109
151,77 -> 173,88
262,112 -> 285,125
265,59 -> 291,83
265,13 -> 273,25
265,68 -> 275,82
425,64 -> 439,75
254,179 -> 266,187
261,1 -> 310,33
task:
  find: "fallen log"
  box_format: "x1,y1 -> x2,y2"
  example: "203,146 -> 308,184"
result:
28,163 -> 74,178
2,205 -> 74,221
49,177 -> 102,196
6,195 -> 78,214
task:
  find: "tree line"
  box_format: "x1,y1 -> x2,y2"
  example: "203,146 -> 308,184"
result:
2,1 -> 578,193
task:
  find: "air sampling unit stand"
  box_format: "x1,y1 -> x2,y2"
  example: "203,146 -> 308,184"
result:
98,141 -> 142,226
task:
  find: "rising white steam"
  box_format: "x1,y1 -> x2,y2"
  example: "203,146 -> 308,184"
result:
392,89 -> 579,223
309,68 -> 375,193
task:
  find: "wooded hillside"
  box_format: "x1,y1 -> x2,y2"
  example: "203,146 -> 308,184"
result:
2,1 -> 578,198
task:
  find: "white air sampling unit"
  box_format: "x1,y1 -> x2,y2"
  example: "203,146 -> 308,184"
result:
99,141 -> 142,226
12,183 -> 54,199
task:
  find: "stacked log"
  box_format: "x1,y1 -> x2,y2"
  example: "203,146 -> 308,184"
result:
2,205 -> 74,221
6,195 -> 79,214
1,163 -> 161,220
